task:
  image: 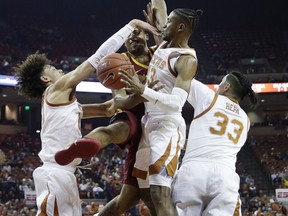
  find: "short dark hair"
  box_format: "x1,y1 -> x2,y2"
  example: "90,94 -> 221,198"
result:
15,52 -> 51,99
173,8 -> 203,33
227,71 -> 258,107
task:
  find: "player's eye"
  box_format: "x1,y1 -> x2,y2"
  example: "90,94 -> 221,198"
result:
133,29 -> 140,35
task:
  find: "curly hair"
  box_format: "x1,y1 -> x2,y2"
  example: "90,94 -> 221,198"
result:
15,52 -> 51,99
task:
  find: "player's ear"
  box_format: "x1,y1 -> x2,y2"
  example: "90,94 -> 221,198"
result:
223,82 -> 231,92
178,23 -> 186,32
40,75 -> 50,84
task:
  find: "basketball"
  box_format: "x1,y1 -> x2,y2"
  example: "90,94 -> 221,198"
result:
96,53 -> 134,90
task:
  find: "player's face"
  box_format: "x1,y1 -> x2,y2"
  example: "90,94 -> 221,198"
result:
162,11 -> 180,41
40,65 -> 64,83
125,28 -> 148,55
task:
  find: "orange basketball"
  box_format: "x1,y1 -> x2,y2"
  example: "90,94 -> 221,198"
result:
96,53 -> 134,90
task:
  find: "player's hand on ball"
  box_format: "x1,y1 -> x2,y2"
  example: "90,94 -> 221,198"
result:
119,69 -> 145,95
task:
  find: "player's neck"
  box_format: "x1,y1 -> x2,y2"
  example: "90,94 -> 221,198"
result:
129,52 -> 151,65
166,39 -> 189,49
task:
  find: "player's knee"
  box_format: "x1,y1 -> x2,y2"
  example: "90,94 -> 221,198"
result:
112,122 -> 130,136
140,188 -> 152,205
150,185 -> 171,203
114,195 -> 139,214
150,186 -> 162,204
94,126 -> 114,137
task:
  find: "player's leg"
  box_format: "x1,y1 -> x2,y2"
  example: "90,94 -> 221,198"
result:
33,166 -> 81,216
202,165 -> 242,216
33,167 -> 49,215
98,184 -> 140,216
55,111 -> 138,165
172,161 -> 205,216
147,119 -> 184,216
140,188 -> 157,216
133,117 -> 157,216
55,122 -> 130,165
98,120 -> 142,216
150,185 -> 176,216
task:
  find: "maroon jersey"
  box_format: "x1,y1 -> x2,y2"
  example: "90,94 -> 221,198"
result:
110,47 -> 156,186
122,47 -> 156,119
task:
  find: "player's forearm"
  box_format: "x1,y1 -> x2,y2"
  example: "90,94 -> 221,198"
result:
82,100 -> 114,118
88,19 -> 158,69
151,0 -> 167,31
88,24 -> 134,69
65,61 -> 95,87
66,22 -> 135,87
114,94 -> 144,110
142,86 -> 187,112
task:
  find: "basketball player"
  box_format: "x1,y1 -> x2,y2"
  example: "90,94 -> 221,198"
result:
15,19 -> 158,216
95,28 -> 158,216
172,72 -> 258,215
119,8 -> 202,216
95,2 -> 169,215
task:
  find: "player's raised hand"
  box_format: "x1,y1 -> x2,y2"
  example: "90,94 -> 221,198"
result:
143,2 -> 156,27
129,19 -> 161,36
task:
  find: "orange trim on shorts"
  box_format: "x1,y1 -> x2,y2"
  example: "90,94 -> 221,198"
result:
39,193 -> 49,216
193,94 -> 218,120
149,139 -> 172,175
54,197 -> 59,216
166,129 -> 181,176
166,143 -> 180,177
39,192 -> 59,215
132,167 -> 148,180
233,197 -> 241,216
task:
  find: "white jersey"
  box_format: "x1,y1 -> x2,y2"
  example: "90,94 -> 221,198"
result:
184,79 -> 250,169
145,42 -> 197,113
39,86 -> 82,166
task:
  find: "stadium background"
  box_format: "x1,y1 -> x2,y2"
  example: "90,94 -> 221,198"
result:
0,0 -> 287,215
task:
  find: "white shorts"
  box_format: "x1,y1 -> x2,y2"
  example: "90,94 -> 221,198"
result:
33,163 -> 81,216
172,159 -> 242,216
134,113 -> 186,188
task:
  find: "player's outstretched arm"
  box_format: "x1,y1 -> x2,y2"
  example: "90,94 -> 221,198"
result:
143,1 -> 167,45
120,55 -> 197,112
53,20 -> 159,92
115,72 -> 164,110
81,99 -> 115,119
151,0 -> 167,32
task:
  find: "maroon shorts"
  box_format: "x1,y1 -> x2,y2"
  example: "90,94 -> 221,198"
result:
110,111 -> 142,187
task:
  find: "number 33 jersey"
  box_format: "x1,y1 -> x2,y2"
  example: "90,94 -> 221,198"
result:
184,79 -> 250,168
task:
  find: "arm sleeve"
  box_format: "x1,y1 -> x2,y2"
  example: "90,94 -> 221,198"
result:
187,79 -> 216,116
88,24 -> 134,69
141,86 -> 188,112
